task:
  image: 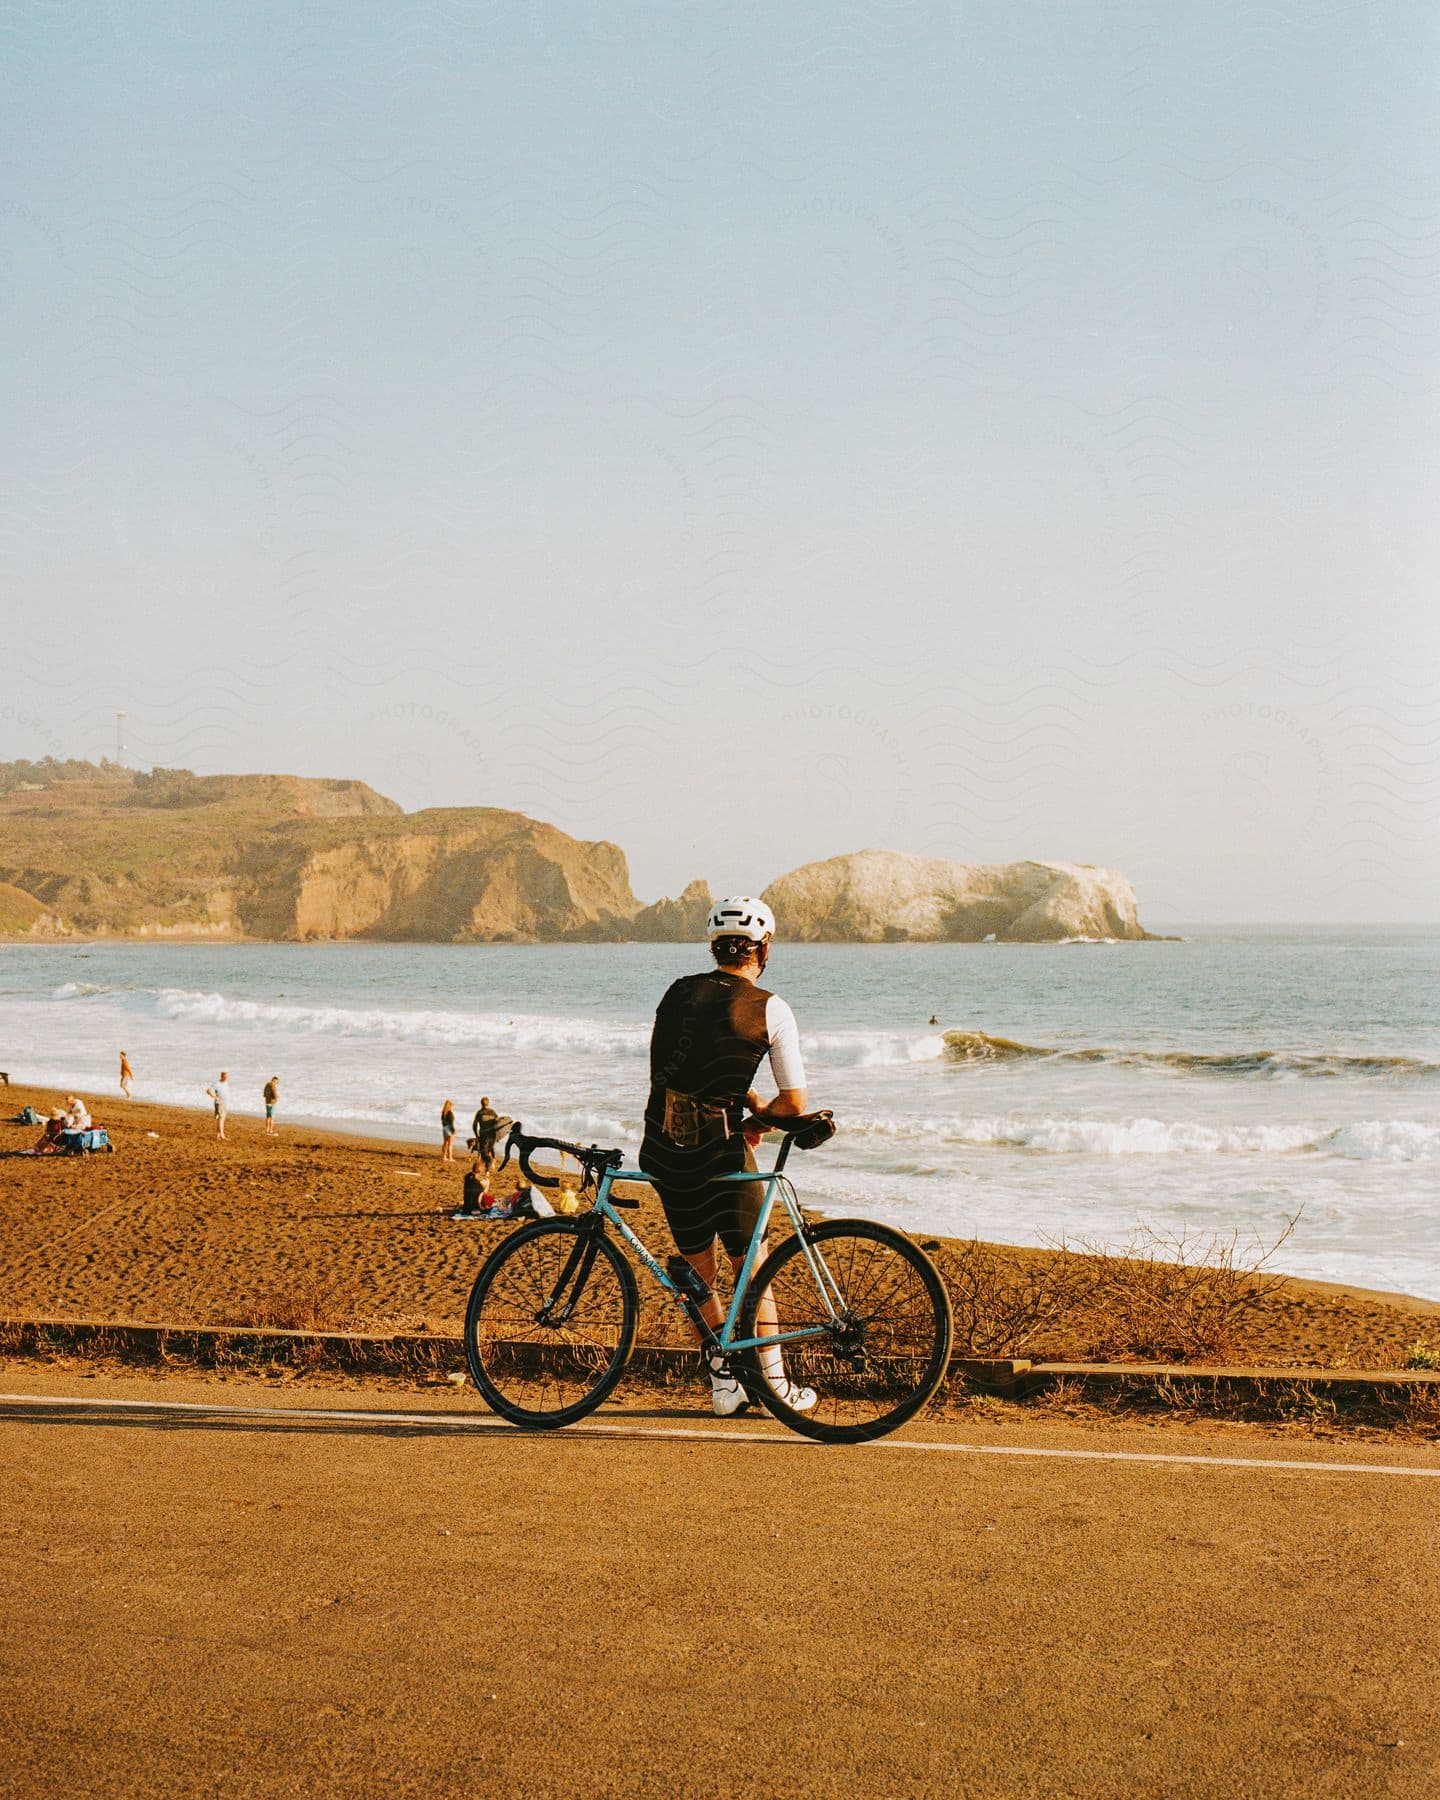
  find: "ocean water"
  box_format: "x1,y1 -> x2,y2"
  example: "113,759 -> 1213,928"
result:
2,932 -> 1437,1299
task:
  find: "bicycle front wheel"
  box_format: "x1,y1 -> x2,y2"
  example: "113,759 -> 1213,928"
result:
464,1219 -> 638,1428
737,1220 -> 952,1444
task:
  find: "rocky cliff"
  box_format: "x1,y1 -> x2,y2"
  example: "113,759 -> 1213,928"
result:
629,879 -> 713,942
762,850 -> 1153,942
0,766 -> 639,942
0,763 -> 1157,944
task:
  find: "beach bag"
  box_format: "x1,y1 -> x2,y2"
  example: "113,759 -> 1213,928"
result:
74,1128 -> 111,1153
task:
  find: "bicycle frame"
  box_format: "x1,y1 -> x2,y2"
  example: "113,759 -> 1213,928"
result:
585,1151 -> 846,1356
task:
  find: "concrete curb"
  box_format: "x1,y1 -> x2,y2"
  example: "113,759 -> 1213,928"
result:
4,1319 -> 1438,1409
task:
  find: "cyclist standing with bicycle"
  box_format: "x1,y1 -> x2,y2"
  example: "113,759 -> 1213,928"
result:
640,895 -> 818,1417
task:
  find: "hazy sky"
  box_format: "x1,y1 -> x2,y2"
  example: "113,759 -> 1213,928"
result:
3,4 -> 1436,919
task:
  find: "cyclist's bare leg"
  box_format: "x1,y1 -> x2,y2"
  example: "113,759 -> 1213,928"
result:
682,1244 -> 775,1341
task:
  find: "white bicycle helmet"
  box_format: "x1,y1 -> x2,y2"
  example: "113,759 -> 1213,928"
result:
706,895 -> 776,942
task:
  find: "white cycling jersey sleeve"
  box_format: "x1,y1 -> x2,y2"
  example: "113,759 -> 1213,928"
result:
764,994 -> 807,1092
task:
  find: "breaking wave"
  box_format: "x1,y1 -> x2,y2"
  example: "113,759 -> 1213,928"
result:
110,988 -> 653,1057
845,1113 -> 1440,1161
49,984 -> 949,1070
943,1029 -> 1440,1081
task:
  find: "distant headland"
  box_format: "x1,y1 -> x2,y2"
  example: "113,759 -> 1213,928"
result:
0,759 -> 1160,944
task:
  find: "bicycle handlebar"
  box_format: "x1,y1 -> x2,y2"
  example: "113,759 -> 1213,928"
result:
500,1111 -> 837,1189
500,1123 -> 624,1190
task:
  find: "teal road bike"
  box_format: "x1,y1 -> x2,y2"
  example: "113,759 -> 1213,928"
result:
463,1116 -> 953,1445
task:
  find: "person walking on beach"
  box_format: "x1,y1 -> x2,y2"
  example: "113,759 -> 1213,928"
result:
471,1096 -> 501,1173
639,895 -> 818,1419
119,1051 -> 133,1099
440,1097 -> 457,1161
263,1075 -> 280,1136
206,1072 -> 231,1140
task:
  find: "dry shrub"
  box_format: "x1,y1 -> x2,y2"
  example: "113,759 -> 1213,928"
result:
932,1218 -> 1298,1365
933,1240 -> 1076,1358
242,1270 -> 347,1334
1054,1217 -> 1298,1364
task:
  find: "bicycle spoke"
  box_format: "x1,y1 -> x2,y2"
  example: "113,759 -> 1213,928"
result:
465,1222 -> 635,1425
740,1222 -> 951,1443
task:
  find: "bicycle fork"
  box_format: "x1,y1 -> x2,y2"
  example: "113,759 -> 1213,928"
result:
535,1226 -> 606,1327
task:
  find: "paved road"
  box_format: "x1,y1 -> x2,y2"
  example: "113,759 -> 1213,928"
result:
2,1371 -> 1437,1798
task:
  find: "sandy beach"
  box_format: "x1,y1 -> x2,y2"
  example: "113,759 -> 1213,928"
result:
3,1081 -> 1437,1370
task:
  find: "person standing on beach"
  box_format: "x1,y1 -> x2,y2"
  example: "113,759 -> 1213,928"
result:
440,1097 -> 457,1161
263,1075 -> 280,1136
471,1096 -> 501,1173
206,1072 -> 231,1140
119,1051 -> 133,1099
640,895 -> 817,1419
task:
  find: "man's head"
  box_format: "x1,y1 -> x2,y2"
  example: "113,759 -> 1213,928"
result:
220,1071 -> 229,1082
706,895 -> 776,973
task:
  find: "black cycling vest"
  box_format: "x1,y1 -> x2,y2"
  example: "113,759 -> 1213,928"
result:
643,970 -> 773,1125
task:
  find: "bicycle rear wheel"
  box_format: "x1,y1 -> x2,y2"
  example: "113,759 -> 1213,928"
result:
737,1220 -> 952,1444
464,1218 -> 638,1428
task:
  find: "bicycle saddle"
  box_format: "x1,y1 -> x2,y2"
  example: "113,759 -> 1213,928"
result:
749,1109 -> 836,1149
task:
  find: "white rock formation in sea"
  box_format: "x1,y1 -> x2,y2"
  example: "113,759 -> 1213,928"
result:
763,850 -> 1154,943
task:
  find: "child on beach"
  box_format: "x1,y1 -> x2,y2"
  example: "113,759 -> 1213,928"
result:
440,1098 -> 456,1161
206,1072 -> 231,1140
263,1075 -> 280,1136
119,1051 -> 133,1099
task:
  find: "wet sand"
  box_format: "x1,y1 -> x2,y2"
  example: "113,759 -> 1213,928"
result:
2,1082 -> 1437,1365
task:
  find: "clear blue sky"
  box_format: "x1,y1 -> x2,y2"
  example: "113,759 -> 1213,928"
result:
2,3 -> 1436,918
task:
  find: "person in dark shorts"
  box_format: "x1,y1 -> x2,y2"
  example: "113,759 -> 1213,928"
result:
639,895 -> 817,1418
471,1097 -> 501,1173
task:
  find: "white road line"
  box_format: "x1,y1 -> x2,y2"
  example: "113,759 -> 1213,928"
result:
3,1391 -> 1438,1478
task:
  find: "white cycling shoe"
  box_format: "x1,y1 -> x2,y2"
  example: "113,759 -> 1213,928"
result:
769,1377 -> 818,1413
707,1356 -> 751,1418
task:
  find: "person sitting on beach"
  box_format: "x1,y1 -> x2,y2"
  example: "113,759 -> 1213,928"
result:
33,1109 -> 67,1153
451,1156 -> 488,1221
119,1051 -> 133,1099
639,895 -> 818,1419
206,1072 -> 230,1140
65,1095 -> 92,1133
470,1097 -> 501,1172
263,1075 -> 280,1136
440,1098 -> 457,1162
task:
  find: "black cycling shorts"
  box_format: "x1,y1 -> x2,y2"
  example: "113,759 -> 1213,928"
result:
642,1139 -> 766,1260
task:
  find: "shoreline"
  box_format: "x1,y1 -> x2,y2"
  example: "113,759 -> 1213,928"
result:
4,1082 -> 1439,1357
4,1076 -> 1437,1316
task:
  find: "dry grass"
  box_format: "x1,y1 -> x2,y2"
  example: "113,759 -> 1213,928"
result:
232,1271 -> 349,1334
933,1217 -> 1299,1365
